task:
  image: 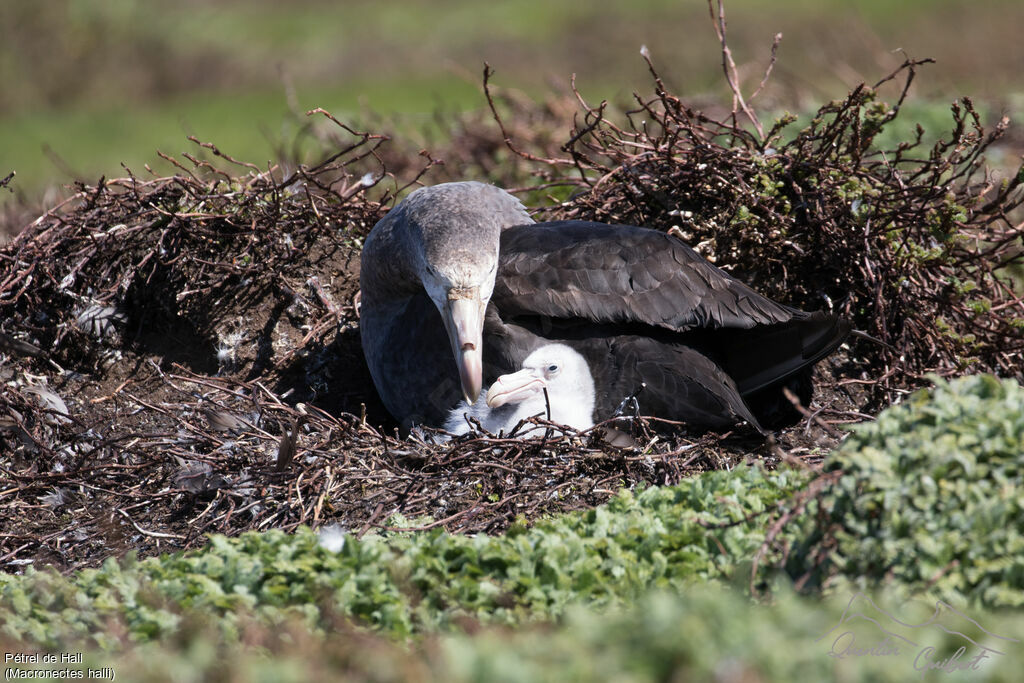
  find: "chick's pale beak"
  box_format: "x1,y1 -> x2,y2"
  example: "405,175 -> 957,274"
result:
485,368 -> 546,408
445,294 -> 484,404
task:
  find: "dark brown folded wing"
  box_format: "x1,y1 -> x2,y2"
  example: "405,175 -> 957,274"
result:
495,221 -> 799,331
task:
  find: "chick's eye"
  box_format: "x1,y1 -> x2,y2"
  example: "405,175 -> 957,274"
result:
547,364 -> 559,373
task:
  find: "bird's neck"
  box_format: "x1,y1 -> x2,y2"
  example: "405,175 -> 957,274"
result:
360,217 -> 422,306
540,387 -> 595,430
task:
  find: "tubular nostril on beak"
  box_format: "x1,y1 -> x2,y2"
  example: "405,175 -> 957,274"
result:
462,342 -> 476,351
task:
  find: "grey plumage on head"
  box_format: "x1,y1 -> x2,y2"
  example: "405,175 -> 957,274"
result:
396,181 -> 533,263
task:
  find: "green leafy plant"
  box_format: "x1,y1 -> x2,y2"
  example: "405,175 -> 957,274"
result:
0,464 -> 804,647
788,374 -> 1024,607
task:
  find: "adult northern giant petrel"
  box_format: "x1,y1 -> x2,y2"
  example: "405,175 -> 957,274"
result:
359,181 -> 849,432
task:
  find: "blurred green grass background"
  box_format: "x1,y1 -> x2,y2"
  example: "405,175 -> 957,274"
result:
2,0 -> 1022,206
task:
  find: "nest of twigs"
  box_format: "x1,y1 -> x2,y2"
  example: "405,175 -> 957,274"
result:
2,42 -> 1022,572
488,56 -> 1024,410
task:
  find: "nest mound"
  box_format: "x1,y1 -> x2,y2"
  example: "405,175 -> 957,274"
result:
2,61 -> 1022,573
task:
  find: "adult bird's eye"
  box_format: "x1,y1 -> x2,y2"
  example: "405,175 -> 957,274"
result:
547,364 -> 559,373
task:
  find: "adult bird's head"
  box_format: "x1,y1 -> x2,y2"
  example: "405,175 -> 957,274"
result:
396,182 -> 532,404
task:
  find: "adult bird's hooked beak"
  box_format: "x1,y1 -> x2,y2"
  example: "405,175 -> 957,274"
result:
443,289 -> 486,404
485,367 -> 547,408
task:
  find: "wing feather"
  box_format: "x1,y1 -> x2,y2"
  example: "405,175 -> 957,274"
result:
495,221 -> 796,331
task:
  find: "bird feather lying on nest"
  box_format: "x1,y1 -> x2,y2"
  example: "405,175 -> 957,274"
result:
359,181 -> 850,434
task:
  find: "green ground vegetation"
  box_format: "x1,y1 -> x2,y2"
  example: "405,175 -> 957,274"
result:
2,0 -> 1023,199
1,375 -> 1022,681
